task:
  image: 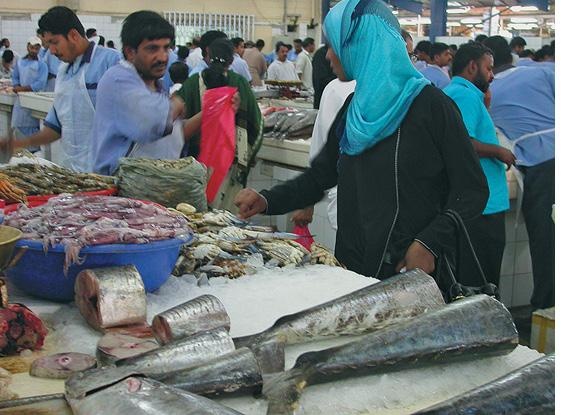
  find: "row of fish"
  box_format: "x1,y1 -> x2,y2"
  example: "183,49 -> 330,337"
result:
171,208 -> 341,279
264,109 -> 318,139
1,162 -> 115,196
12,270 -> 553,413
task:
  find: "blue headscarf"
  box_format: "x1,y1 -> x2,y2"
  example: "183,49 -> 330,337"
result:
324,0 -> 430,155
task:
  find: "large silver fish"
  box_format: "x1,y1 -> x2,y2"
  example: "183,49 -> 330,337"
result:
159,347 -> 263,396
68,376 -> 243,415
264,295 -> 519,415
152,295 -> 231,345
234,270 -> 446,372
66,328 -> 235,399
414,354 -> 555,414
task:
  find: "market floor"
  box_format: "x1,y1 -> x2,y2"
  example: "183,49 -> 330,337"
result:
509,305 -> 533,346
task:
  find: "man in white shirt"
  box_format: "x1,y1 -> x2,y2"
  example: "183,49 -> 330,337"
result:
267,42 -> 299,81
186,38 -> 203,70
295,37 -> 315,90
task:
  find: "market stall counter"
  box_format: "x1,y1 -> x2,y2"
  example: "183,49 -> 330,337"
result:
2,265 -> 544,414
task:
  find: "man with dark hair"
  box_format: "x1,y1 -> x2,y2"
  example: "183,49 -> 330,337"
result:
4,6 -> 120,172
188,30 -> 228,76
230,37 -> 252,81
169,61 -> 189,93
484,35 -> 555,310
443,42 -> 514,288
92,10 -> 188,175
413,40 -> 431,70
295,37 -> 315,90
86,28 -> 97,39
312,45 -> 336,109
106,40 -> 116,49
288,38 -> 302,61
474,34 -> 488,43
267,42 -> 299,81
510,36 -> 526,55
37,29 -> 61,92
10,36 -> 48,145
0,50 -> 14,78
420,42 -> 452,88
255,39 -> 265,52
243,39 -> 267,86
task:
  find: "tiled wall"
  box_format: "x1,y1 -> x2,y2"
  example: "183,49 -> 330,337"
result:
0,14 -> 123,58
248,161 -> 534,308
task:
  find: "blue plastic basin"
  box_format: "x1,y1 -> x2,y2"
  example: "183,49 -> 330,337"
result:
7,236 -> 192,302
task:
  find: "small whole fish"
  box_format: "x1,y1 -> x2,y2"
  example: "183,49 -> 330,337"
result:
152,295 -> 231,345
234,270 -> 446,373
66,328 -> 236,399
74,265 -> 147,331
159,347 -> 263,396
264,295 -> 519,415
413,354 -> 555,415
30,352 -> 97,379
68,376 -> 243,415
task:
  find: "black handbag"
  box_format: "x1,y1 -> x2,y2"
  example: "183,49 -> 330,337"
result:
436,209 -> 500,303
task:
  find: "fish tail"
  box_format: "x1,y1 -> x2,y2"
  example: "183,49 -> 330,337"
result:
264,367 -> 309,415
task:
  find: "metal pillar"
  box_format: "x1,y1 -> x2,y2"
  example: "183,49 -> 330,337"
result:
429,0 -> 447,42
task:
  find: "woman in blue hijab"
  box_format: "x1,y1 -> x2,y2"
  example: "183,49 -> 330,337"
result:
235,0 -> 489,281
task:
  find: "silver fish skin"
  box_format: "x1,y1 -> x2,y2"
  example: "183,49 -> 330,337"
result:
66,328 -> 235,399
264,295 -> 519,415
152,294 -> 231,345
413,354 -> 555,415
235,270 -> 445,372
69,376 -> 243,415
159,347 -> 263,396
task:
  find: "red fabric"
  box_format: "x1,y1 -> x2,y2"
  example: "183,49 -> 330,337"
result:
199,86 -> 238,203
293,225 -> 314,251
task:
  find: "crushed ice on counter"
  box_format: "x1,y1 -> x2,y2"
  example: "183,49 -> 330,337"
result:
21,264 -> 542,414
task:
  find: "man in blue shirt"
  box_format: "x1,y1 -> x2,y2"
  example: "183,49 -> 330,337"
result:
11,36 -> 48,143
92,11 -> 191,175
231,37 -> 252,82
37,29 -> 61,92
484,36 -> 555,310
444,42 -> 515,288
420,42 -> 452,89
7,6 -> 120,172
287,38 -> 302,62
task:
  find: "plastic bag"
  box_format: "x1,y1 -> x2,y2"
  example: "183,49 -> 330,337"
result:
292,225 -> 315,251
117,157 -> 208,212
199,86 -> 237,204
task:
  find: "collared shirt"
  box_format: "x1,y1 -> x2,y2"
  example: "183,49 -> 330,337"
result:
295,49 -> 313,90
420,64 -> 450,89
242,47 -> 267,86
444,76 -> 509,214
230,53 -> 252,82
266,59 -> 299,81
12,56 -> 48,91
489,65 -> 555,167
41,48 -> 61,77
44,41 -> 120,134
516,57 -> 535,67
287,49 -> 299,62
265,51 -> 276,65
414,60 -> 428,71
189,60 -> 208,76
92,61 -> 172,175
186,47 -> 203,70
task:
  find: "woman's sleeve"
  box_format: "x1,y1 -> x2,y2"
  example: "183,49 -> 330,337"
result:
415,93 -> 489,258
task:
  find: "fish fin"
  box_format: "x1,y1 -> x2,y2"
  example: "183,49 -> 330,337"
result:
263,368 -> 308,415
252,339 -> 286,374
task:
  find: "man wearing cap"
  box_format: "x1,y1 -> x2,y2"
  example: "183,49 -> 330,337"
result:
10,36 -> 48,144
4,6 -> 120,172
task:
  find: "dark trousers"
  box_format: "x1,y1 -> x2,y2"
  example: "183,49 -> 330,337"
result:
519,159 -> 555,310
457,212 -> 506,288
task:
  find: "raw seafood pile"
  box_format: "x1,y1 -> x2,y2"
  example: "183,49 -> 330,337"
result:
171,207 -> 341,279
1,163 -> 115,196
0,304 -> 48,356
264,108 -> 318,139
5,195 -> 193,269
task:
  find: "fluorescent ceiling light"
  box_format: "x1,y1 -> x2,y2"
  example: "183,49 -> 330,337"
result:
475,24 -> 484,28
448,1 -> 462,6
461,17 -> 482,24
447,7 -> 470,14
399,17 -> 430,24
392,10 -> 399,14
446,22 -> 461,26
510,17 -> 538,23
510,6 -> 538,12
508,23 -> 538,30
547,21 -> 555,27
